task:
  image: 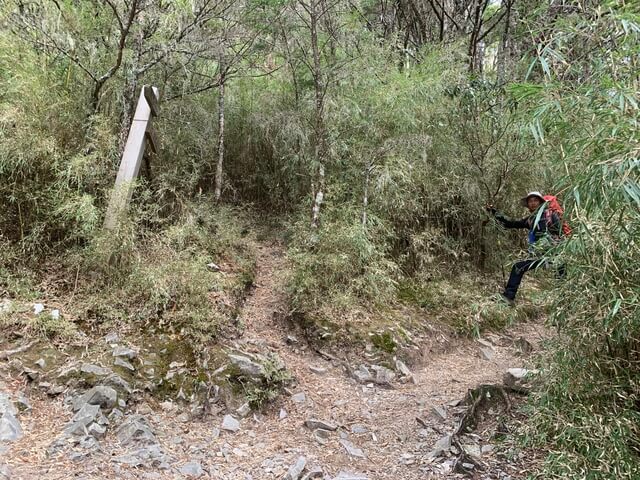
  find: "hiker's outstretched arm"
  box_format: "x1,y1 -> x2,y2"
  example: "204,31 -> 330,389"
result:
494,212 -> 529,229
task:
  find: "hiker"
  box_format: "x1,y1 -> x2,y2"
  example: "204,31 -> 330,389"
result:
486,191 -> 566,305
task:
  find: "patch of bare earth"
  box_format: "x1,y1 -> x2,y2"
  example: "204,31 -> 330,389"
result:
0,242 -> 547,479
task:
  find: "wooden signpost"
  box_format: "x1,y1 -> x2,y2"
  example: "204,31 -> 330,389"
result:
104,85 -> 160,230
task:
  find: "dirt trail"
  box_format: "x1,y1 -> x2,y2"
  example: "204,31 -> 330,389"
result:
1,242 -> 545,479
201,242 -> 544,479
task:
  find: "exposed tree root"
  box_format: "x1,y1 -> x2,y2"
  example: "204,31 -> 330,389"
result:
452,383 -> 529,476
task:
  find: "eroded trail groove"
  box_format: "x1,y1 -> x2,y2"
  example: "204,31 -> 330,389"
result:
1,242 -> 544,479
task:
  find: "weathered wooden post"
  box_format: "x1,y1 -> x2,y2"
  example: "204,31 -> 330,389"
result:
104,85 -> 160,230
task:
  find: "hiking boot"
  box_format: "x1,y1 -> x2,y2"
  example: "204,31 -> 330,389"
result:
491,293 -> 515,307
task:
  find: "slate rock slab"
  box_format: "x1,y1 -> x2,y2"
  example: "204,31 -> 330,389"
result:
112,346 -> 137,359
80,363 -> 112,377
227,354 -> 265,378
180,461 -> 205,478
114,357 -> 135,371
304,418 -> 337,431
0,412 -> 23,442
116,415 -> 156,445
333,472 -> 369,480
340,439 -> 365,458
221,414 -> 240,433
112,444 -> 167,467
73,386 -> 117,412
0,394 -> 16,417
284,456 -> 307,480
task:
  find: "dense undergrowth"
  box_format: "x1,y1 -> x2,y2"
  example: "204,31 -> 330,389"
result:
0,203 -> 256,347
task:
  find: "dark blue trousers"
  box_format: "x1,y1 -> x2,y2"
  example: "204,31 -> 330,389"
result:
504,259 -> 566,300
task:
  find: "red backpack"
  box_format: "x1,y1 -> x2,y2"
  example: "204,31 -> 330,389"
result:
543,195 -> 572,237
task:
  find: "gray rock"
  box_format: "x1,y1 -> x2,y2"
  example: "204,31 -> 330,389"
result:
279,408 -> 288,420
206,262 -> 221,272
103,373 -> 132,394
286,335 -> 299,345
301,466 -> 324,480
109,408 -> 124,423
35,358 -> 46,368
72,386 -> 117,412
228,354 -> 265,378
0,299 -> 12,314
507,368 -> 528,379
333,472 -> 369,480
431,405 -> 447,421
236,403 -> 251,418
68,451 -> 90,462
65,403 -> 102,436
116,415 -> 156,445
114,358 -> 135,371
0,412 -> 23,441
79,435 -> 101,451
428,434 -> 453,457
49,385 -> 65,396
308,366 -> 327,375
351,365 -> 372,384
291,392 -> 306,404
180,461 -> 205,478
112,346 -> 137,359
284,456 -> 307,480
80,363 -> 112,376
0,394 -> 16,417
313,428 -> 331,445
104,332 -> 119,344
435,434 -> 452,450
340,439 -> 365,458
350,424 -> 368,434
395,359 -> 412,377
112,444 -> 166,467
480,347 -> 495,361
221,414 -> 240,433
304,418 -> 337,431
371,365 -> 395,385
33,303 -> 45,315
88,423 -> 107,439
0,463 -> 10,480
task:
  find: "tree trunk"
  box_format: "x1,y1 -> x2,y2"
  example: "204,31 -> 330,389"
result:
362,162 -> 372,227
310,0 -> 326,229
496,0 -> 513,84
214,74 -> 226,202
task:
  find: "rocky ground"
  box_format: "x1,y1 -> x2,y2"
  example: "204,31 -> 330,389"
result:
0,243 -> 547,480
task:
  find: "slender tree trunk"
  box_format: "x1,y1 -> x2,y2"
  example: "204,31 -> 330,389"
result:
497,0 -> 513,84
362,162 -> 372,227
310,0 -> 326,229
214,73 -> 226,202
468,0 -> 487,72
